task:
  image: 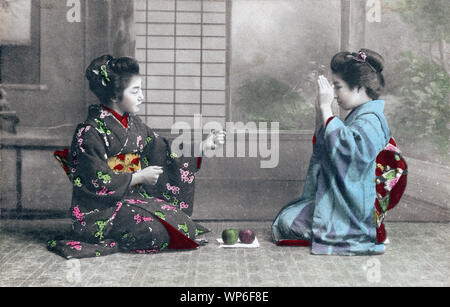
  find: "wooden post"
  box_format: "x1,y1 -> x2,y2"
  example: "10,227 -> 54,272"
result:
83,0 -> 136,106
84,0 -> 110,107
340,0 -> 351,52
340,0 -> 366,52
339,0 -> 367,118
84,0 -> 135,64
225,0 -> 232,122
109,0 -> 136,58
351,0 -> 366,51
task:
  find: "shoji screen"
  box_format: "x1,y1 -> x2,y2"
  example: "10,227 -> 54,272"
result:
135,0 -> 229,129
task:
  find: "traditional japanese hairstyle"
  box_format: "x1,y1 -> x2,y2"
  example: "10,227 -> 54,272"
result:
330,48 -> 385,100
85,54 -> 140,104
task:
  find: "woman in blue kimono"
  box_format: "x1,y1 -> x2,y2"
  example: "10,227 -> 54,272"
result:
48,55 -> 225,259
272,49 -> 391,255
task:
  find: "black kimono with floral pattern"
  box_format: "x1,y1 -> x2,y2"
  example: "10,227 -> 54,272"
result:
48,104 -> 208,259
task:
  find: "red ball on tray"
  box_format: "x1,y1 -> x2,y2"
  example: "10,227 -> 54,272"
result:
239,229 -> 255,244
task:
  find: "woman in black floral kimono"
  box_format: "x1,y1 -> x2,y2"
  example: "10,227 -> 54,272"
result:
48,55 -> 225,259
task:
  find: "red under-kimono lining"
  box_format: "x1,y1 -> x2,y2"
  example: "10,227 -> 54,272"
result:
54,148 -> 70,175
154,216 -> 199,249
196,157 -> 202,169
312,116 -> 336,145
276,240 -> 310,247
101,105 -> 129,128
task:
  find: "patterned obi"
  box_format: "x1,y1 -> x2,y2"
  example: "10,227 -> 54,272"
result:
107,153 -> 142,173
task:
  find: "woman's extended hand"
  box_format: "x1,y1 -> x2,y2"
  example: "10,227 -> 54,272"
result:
131,165 -> 164,186
317,75 -> 335,110
201,130 -> 226,152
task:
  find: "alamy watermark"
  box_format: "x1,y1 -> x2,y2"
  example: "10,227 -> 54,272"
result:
170,114 -> 280,169
66,259 -> 81,284
362,257 -> 382,283
66,0 -> 81,23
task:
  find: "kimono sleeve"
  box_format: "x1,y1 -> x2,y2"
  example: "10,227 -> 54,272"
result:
70,124 -> 132,204
139,129 -> 201,216
304,121 -> 333,199
312,116 -> 336,162
322,113 -> 387,167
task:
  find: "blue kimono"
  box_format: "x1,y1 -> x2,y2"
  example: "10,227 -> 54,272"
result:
272,100 -> 391,255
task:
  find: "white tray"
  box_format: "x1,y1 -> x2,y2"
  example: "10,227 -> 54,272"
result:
216,237 -> 260,248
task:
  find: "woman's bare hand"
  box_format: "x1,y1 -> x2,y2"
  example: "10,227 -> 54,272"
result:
202,130 -> 226,151
131,166 -> 164,186
317,75 -> 335,110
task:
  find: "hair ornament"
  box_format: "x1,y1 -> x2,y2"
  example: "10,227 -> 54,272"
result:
354,51 -> 367,63
92,60 -> 111,87
353,50 -> 376,72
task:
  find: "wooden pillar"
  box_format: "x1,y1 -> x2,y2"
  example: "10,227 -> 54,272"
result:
340,0 -> 366,52
339,0 -> 367,118
352,0 -> 367,51
225,0 -> 232,122
84,0 -> 136,106
84,0 -> 135,64
84,0 -> 110,107
340,0 -> 351,52
110,0 -> 136,58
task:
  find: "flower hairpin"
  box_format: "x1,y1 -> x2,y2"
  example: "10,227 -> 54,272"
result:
92,60 -> 111,86
354,51 -> 367,62
353,51 -> 376,72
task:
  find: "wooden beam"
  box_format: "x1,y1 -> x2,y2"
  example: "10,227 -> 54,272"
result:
340,0 -> 367,52
351,0 -> 366,51
340,0 -> 351,51
110,0 -> 136,58
225,0 -> 232,122
83,0 -> 136,107
339,0 -> 367,118
84,0 -> 135,61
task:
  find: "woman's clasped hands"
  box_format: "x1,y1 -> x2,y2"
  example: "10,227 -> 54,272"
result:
317,75 -> 335,110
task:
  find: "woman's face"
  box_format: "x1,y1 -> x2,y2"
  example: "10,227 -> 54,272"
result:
119,75 -> 144,114
332,74 -> 364,111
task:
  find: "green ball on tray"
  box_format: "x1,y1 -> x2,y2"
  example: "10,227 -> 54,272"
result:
222,228 -> 239,245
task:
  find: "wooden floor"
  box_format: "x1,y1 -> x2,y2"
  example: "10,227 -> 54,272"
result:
0,219 -> 449,287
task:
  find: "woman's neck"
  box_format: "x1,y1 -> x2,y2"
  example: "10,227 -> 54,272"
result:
349,91 -> 373,111
358,90 -> 373,105
102,102 -> 124,116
